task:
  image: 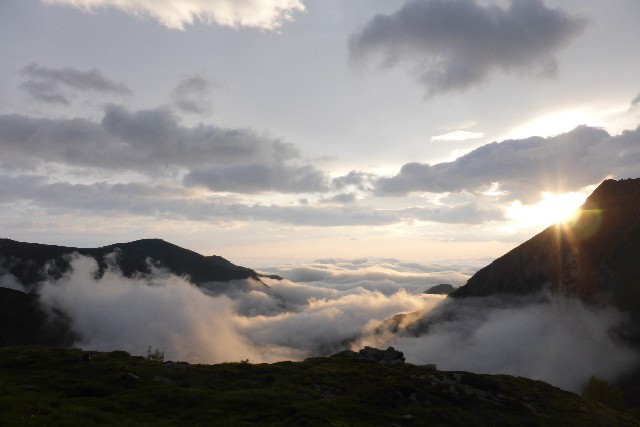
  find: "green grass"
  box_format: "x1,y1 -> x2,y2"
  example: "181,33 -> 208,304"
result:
0,346 -> 638,426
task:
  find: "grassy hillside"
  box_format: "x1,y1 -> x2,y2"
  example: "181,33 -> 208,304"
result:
0,346 -> 637,426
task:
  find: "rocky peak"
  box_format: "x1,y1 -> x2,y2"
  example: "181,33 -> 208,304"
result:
451,178 -> 640,314
332,346 -> 406,364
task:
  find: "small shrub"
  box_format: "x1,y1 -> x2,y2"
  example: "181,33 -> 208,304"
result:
146,346 -> 165,363
581,375 -> 625,410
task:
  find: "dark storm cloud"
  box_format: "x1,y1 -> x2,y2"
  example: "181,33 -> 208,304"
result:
376,125 -> 640,201
349,0 -> 586,96
0,106 -> 307,180
184,163 -> 330,194
20,63 -> 132,104
170,75 -> 216,115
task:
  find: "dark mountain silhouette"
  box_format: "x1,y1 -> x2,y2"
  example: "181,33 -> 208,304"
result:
424,283 -> 456,295
0,238 -> 267,347
0,287 -> 76,347
0,238 -> 262,288
451,178 -> 640,313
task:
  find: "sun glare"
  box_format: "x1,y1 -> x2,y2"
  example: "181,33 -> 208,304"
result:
506,192 -> 587,229
506,110 -> 598,140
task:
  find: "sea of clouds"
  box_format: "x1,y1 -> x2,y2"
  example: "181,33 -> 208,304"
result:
2,254 -> 637,393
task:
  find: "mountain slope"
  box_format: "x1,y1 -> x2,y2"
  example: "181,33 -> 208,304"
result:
0,288 -> 76,347
0,345 -> 637,426
451,178 -> 640,312
0,238 -> 266,348
0,238 -> 261,288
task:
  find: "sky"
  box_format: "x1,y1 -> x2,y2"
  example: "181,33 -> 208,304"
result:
2,0 -> 640,263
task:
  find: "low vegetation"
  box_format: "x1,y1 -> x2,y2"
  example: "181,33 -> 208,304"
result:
0,346 -> 638,426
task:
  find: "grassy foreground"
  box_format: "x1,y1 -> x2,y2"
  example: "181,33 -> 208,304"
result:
0,346 -> 637,426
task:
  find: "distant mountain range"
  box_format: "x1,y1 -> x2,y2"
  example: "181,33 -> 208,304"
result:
451,178 -> 640,338
0,238 -> 269,347
0,238 -> 263,288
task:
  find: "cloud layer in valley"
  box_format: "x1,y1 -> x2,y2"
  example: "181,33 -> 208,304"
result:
364,294 -> 638,392
5,254 -> 635,393
33,254 -> 443,361
349,0 -> 586,96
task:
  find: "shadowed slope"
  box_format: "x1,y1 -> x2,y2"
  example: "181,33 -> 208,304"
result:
0,346 -> 637,426
451,178 -> 640,311
0,238 -> 262,288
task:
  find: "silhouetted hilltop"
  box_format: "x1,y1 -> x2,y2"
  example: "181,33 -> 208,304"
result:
0,238 -> 261,288
451,178 -> 640,314
1,345 -> 637,426
0,238 -> 267,348
424,283 -> 455,295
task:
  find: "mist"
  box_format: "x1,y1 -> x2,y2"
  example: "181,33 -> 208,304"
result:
6,253 -> 638,393
360,294 -> 638,392
34,254 -> 441,363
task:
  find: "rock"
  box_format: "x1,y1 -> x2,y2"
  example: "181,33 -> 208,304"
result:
82,352 -> 98,361
331,350 -> 358,358
424,284 -> 455,295
121,372 -> 139,381
402,414 -> 415,423
358,346 -> 405,364
163,361 -> 190,371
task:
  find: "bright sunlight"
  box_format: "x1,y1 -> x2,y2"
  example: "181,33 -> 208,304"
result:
506,192 -> 588,229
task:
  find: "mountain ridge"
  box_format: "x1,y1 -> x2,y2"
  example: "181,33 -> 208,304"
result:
0,238 -> 268,348
0,237 -> 263,289
451,178 -> 640,312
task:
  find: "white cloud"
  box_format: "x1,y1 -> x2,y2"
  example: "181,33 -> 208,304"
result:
362,294 -> 638,392
34,254 -> 441,361
37,255 -> 271,362
265,260 -> 470,294
42,0 -> 305,30
431,130 -> 485,142
376,125 -> 640,202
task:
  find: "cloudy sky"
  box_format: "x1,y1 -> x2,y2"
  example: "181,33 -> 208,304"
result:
2,0 -> 640,263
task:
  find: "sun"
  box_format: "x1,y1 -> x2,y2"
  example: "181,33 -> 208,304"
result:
505,192 -> 587,229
